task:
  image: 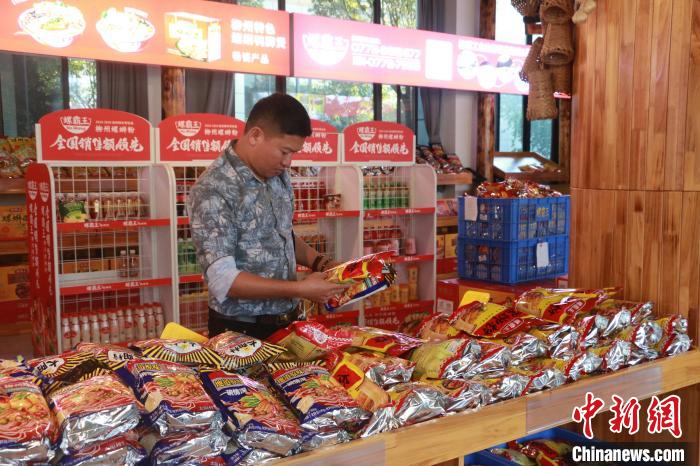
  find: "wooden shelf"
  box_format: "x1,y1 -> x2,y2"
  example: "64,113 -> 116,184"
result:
0,179 -> 25,194
0,240 -> 28,255
436,216 -> 458,227
436,172 -> 473,186
276,350 -> 700,465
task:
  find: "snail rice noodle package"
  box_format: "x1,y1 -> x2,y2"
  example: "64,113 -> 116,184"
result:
48,373 -> 142,453
514,287 -> 618,324
589,340 -> 632,372
474,373 -> 530,401
199,369 -> 302,456
654,315 -> 688,336
0,373 -> 56,463
617,321 -> 663,350
28,351 -> 112,395
594,299 -> 654,327
145,429 -> 229,465
491,333 -> 547,365
55,433 -> 147,466
326,352 -> 390,413
224,437 -> 280,465
75,342 -> 138,385
415,313 -> 463,341
268,321 -> 352,362
450,301 -> 547,338
345,326 -> 424,356
338,349 -> 415,388
508,359 -> 567,394
466,340 -> 512,378
206,331 -> 286,371
656,333 -> 692,357
424,379 -> 492,412
529,324 -> 580,360
131,339 -> 222,367
409,338 -> 481,380
266,363 -> 370,433
323,252 -> 396,311
126,359 -> 222,436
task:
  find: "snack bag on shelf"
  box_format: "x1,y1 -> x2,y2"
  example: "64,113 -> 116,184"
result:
450,301 -> 547,338
476,179 -> 562,199
323,253 -> 396,312
474,373 -> 531,401
297,429 -> 351,452
223,437 -> 280,465
75,342 -> 138,385
125,359 -> 222,436
491,447 -> 538,465
266,363 -> 370,433
55,432 -> 147,466
49,374 -> 142,453
415,313 -> 463,341
574,314 -> 605,350
28,351 -> 112,395
344,326 -> 424,357
206,331 -> 286,371
530,325 -> 580,360
409,338 -> 481,380
655,333 -> 692,357
424,378 -> 491,412
491,333 -> 547,366
594,299 -> 654,330
130,338 -> 222,367
336,349 -> 415,388
516,438 -> 573,464
466,340 -> 512,378
654,315 -> 688,336
325,352 -> 390,413
268,321 -> 353,362
145,430 -> 229,465
589,340 -> 631,372
508,359 -> 567,394
537,351 -> 603,382
0,358 -> 34,379
514,287 -> 618,325
616,320 -> 663,351
0,375 -> 56,464
199,369 -> 302,456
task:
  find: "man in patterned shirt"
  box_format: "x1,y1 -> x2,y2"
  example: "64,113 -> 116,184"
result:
187,94 -> 346,338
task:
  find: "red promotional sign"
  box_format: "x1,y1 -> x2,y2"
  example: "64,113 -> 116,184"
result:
364,301 -> 434,333
0,0 -> 289,76
38,109 -> 151,163
293,13 -> 530,95
343,121 -> 414,165
158,114 -> 245,162
292,120 -> 340,166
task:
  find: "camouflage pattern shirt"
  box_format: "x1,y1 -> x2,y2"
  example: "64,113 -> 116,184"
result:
187,143 -> 297,317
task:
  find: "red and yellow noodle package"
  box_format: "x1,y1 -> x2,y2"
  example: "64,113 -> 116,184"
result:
409,338 -> 480,380
0,375 -> 56,464
48,374 -> 142,453
326,353 -> 390,413
450,302 -> 547,338
491,333 -> 547,366
415,313 -> 463,341
345,326 -> 424,357
514,287 -> 618,324
336,350 -> 415,388
268,321 -> 352,362
125,359 -> 222,436
324,253 -> 396,311
206,331 -> 286,371
131,339 -> 222,367
425,379 -> 492,412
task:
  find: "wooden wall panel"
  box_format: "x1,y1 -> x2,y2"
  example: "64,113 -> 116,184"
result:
685,0 -> 700,190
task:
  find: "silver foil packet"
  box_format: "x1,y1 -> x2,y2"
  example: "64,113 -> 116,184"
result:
551,351 -> 603,381
532,325 -> 581,360
576,314 -> 607,349
426,379 -> 492,412
410,338 -> 481,380
618,322 -> 663,350
390,382 -> 448,426
298,429 -> 351,452
656,333 -> 692,357
495,333 -> 547,366
511,361 -> 566,394
55,434 -> 146,466
595,299 -> 654,326
655,315 -> 689,336
149,429 -> 229,465
591,340 -> 632,372
360,406 -> 398,438
627,346 -> 660,366
475,373 -> 530,401
465,341 -> 511,378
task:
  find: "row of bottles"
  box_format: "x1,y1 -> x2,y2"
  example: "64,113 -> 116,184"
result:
117,249 -> 140,278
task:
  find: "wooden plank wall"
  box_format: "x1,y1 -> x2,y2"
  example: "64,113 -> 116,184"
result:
570,0 -> 700,459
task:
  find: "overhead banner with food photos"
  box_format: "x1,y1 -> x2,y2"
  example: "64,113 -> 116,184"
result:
1,0 -> 290,76
293,13 -> 530,95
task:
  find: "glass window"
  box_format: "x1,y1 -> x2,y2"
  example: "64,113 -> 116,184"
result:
497,94 -> 524,152
236,0 -> 279,9
530,119 -> 553,158
287,77 -> 372,130
382,85 -> 398,122
286,0 -> 373,21
234,73 -> 276,120
381,0 -> 417,28
68,59 -> 97,109
495,0 -> 526,44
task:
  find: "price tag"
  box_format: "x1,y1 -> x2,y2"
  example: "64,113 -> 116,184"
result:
536,242 -> 550,268
464,196 -> 478,221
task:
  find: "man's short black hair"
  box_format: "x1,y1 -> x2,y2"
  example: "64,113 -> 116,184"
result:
245,93 -> 312,138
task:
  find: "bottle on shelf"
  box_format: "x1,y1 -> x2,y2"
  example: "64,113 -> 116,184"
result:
134,306 -> 147,340
79,313 -> 91,344
61,317 -> 71,350
89,313 -> 100,343
154,304 -> 165,337
144,305 -> 156,339
117,250 -> 128,278
123,307 -> 135,342
128,250 -> 139,278
69,315 -> 80,348
108,311 -> 120,343
98,312 -> 111,344
116,309 -> 126,343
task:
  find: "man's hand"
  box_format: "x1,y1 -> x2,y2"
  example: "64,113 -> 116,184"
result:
296,272 -> 349,304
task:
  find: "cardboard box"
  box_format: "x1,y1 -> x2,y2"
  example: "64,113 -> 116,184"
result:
0,265 -> 29,301
0,205 -> 27,240
165,12 -> 222,62
444,233 -> 458,259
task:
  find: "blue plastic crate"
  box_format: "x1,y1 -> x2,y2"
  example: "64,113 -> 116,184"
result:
457,235 -> 569,284
458,196 -> 570,241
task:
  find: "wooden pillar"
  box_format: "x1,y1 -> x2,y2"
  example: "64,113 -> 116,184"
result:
162,67 -> 186,118
570,0 -> 699,461
477,0 -> 496,181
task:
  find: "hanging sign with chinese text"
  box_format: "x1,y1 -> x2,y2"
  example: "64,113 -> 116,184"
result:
158,114 -> 245,162
292,120 -> 340,166
343,121 -> 414,165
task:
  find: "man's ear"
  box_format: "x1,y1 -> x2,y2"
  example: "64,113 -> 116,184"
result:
246,126 -> 265,147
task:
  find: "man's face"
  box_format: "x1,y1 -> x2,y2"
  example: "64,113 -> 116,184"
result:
246,127 -> 305,179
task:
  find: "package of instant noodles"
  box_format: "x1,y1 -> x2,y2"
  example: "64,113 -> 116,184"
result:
530,325 -> 580,360
474,373 -> 531,401
574,314 -> 604,350
56,433 -> 146,466
0,375 -> 56,464
131,339 -> 222,368
147,430 -> 229,466
326,353 -> 390,413
200,369 -> 302,456
595,299 -> 654,327
491,333 -> 547,366
126,359 -> 222,436
617,321 -> 663,350
338,350 -> 415,388
450,302 -> 547,338
28,351 -> 111,395
75,342 -> 138,386
415,313 -> 463,341
345,326 -> 424,357
266,363 -> 370,433
0,359 -> 33,379
466,340 -> 511,378
297,429 -> 351,452
324,253 -> 396,312
654,315 -> 688,336
409,338 -> 481,380
544,351 -> 603,381
224,437 -> 279,465
656,333 -> 692,357
206,331 -> 286,371
514,287 -> 618,325
590,340 -> 631,372
509,360 -> 566,394
49,374 -> 142,453
268,321 -> 352,362
425,379 -> 491,412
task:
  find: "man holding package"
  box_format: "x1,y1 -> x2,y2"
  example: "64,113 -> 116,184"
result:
187,93 -> 346,339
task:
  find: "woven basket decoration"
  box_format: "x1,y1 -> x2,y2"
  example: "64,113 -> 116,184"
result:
511,0 -> 542,17
527,68 -> 558,120
541,22 -> 574,65
541,0 -> 574,24
520,37 -> 544,82
549,64 -> 572,94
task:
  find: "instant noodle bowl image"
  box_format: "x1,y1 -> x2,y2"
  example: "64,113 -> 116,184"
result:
55,433 -> 146,466
450,301 -> 547,338
345,326 -> 424,357
48,373 -> 142,453
126,359 -> 222,436
268,321 -> 352,362
323,253 -> 396,312
267,363 -> 370,433
0,376 -> 56,464
96,7 -> 155,53
206,331 -> 285,371
18,1 -> 86,48
131,338 -> 222,367
409,338 -> 480,380
200,369 -> 302,456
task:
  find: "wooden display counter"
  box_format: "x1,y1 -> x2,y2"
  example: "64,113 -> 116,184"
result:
274,350 -> 700,466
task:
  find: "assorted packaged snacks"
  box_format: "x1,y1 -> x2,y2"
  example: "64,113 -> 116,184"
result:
326,353 -> 390,413
145,430 -> 229,466
415,144 -> 468,174
476,373 -> 531,401
514,287 -> 617,325
415,313 -> 462,341
323,253 -> 397,312
491,447 -> 537,465
425,379 -> 492,412
268,321 -> 352,361
199,370 -> 302,456
206,331 -> 285,371
337,350 -> 415,388
409,338 -> 480,380
56,191 -> 148,223
0,375 -> 56,464
48,374 -> 142,453
131,339 -> 222,367
266,363 -> 370,433
28,351 -> 111,395
0,137 -> 36,178
475,179 -> 562,198
56,433 -> 146,466
125,359 -> 222,436
345,326 -> 424,357
450,302 -> 547,338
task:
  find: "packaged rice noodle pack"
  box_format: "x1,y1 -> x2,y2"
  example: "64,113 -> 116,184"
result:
574,314 -> 604,350
589,340 -> 631,372
48,373 -> 142,453
491,333 -> 547,365
0,374 -> 56,464
474,373 -> 531,401
345,326 -> 424,357
0,359 -> 34,379
529,325 -> 580,360
325,352 -> 390,413
450,302 -> 547,338
297,429 -> 351,452
655,333 -> 691,357
75,342 -> 138,386
55,433 -> 147,466
415,313 -> 463,341
540,351 -> 603,382
508,359 -> 566,394
466,340 -> 511,378
338,349 -> 415,388
199,369 -> 302,456
126,359 -> 222,436
268,321 -> 352,362
28,351 -> 111,395
146,429 -> 229,466
266,363 -> 370,433
514,287 -> 618,325
594,299 -> 654,329
206,331 -> 286,371
654,315 -> 688,336
131,339 -> 222,367
617,321 -> 663,350
409,338 -> 481,380
324,253 -> 396,311
223,438 -> 279,466
424,379 -> 492,412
